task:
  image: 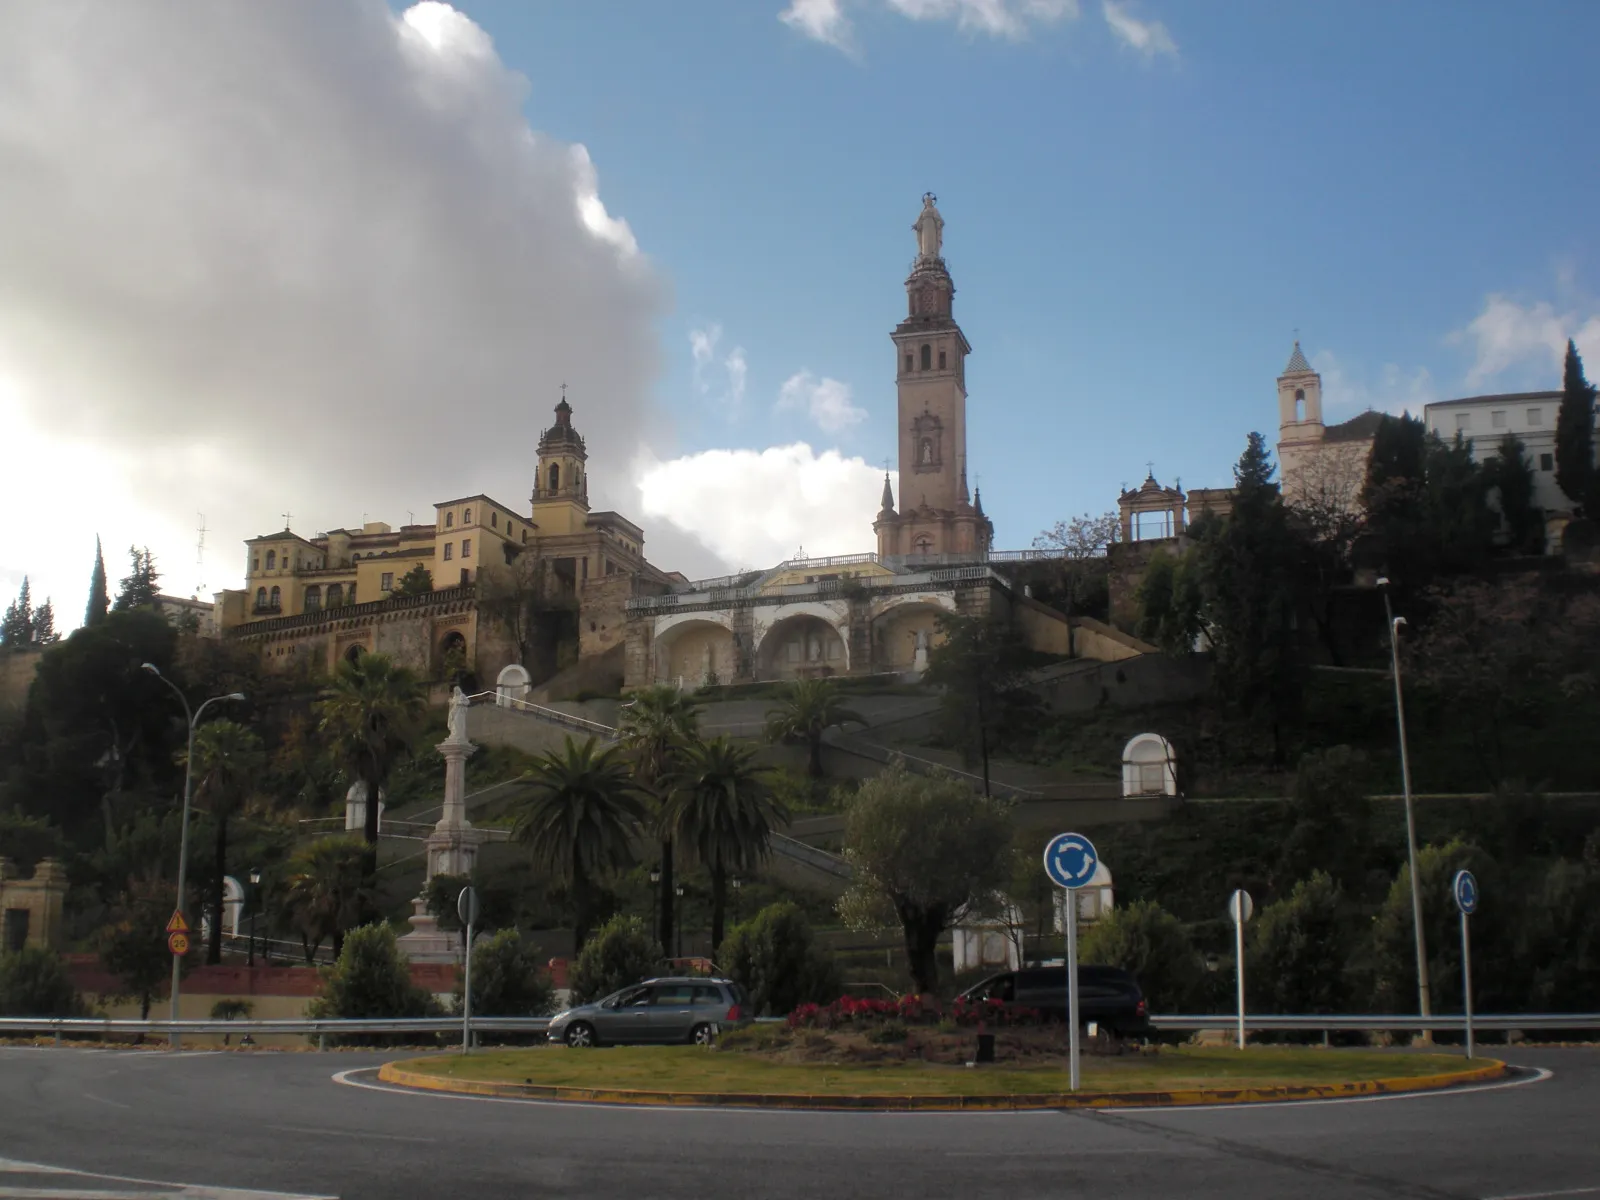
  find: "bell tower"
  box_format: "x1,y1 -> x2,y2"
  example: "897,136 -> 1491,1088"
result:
531,390 -> 590,537
875,193 -> 992,560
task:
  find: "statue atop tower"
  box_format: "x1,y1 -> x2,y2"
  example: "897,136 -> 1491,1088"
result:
913,192 -> 944,260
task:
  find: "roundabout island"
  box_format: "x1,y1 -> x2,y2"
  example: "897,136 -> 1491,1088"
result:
377,1040 -> 1504,1111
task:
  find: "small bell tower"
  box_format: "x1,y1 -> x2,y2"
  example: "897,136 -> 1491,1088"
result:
532,389 -> 590,536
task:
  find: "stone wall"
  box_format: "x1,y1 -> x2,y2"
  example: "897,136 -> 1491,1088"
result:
1034,653 -> 1211,714
0,858 -> 68,952
1069,616 -> 1153,662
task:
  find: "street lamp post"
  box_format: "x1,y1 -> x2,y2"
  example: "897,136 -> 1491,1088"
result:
247,869 -> 262,968
674,884 -> 685,960
649,867 -> 661,948
142,663 -> 246,1048
1375,580 -> 1432,1037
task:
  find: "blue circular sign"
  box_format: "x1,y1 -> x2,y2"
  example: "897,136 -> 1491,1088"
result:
1453,869 -> 1479,916
1043,833 -> 1099,890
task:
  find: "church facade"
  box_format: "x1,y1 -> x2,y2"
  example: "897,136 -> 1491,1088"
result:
621,195 -> 1077,691
216,395 -> 678,693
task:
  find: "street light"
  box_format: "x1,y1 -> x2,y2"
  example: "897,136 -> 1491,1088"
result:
142,662 -> 246,1048
1375,580 -> 1433,1036
674,884 -> 685,960
247,869 -> 262,968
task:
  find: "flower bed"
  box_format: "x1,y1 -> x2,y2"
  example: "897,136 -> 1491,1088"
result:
787,994 -> 1044,1030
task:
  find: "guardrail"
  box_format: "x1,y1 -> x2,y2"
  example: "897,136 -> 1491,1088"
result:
770,832 -> 853,881
1148,1013 -> 1600,1032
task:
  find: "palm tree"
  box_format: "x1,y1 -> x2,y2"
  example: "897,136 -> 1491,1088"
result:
282,836 -> 370,962
616,686 -> 701,954
511,736 -> 648,951
664,736 -> 789,953
188,719 -> 265,964
763,678 -> 867,778
316,653 -> 425,888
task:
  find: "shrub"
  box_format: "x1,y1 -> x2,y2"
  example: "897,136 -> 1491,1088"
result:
0,947 -> 81,1017
1078,899 -> 1207,1014
456,929 -> 555,1017
1248,872 -> 1353,1022
306,923 -> 439,1042
786,993 -> 1043,1030
718,901 -> 841,1017
567,914 -> 661,1005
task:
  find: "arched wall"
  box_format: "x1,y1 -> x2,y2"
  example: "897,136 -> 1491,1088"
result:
654,618 -> 737,687
1121,733 -> 1177,797
871,597 -> 954,671
756,612 -> 849,679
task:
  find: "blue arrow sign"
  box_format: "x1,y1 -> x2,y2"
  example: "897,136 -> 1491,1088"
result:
1453,869 -> 1478,916
1043,832 -> 1099,890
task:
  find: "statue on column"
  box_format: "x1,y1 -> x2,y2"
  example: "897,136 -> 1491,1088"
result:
447,685 -> 470,744
913,192 -> 943,259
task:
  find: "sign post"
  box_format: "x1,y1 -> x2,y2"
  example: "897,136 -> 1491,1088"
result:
165,909 -> 191,960
458,886 -> 480,1054
1227,889 -> 1253,1050
1453,870 -> 1478,1060
1043,832 -> 1100,1092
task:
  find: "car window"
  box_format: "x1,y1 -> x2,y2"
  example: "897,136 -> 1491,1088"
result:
620,986 -> 654,1007
692,985 -> 724,1005
653,985 -> 695,1005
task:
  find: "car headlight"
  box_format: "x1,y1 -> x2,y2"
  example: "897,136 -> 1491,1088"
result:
550,1010 -> 570,1023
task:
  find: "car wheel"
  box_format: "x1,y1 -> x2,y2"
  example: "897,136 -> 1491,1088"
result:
565,1022 -> 597,1048
690,1023 -> 715,1046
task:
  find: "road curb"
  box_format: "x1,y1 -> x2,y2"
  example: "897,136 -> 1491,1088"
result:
375,1057 -> 1507,1111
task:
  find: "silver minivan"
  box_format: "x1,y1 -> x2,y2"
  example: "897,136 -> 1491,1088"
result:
546,977 -> 748,1047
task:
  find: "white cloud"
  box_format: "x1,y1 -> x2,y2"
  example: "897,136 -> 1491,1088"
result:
1453,294 -> 1600,388
1311,350 -> 1435,417
637,445 -> 890,570
781,0 -> 1077,49
1101,0 -> 1177,57
689,323 -> 748,414
777,370 -> 869,434
780,0 -> 856,51
886,0 -> 1078,38
0,0 -> 735,625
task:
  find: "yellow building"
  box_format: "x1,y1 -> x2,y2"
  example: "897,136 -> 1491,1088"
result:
217,395 -> 677,692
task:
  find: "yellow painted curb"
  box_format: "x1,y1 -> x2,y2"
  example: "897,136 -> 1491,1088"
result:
375,1056 -> 1506,1111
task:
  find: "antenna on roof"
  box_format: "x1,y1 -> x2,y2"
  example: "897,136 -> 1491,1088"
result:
195,513 -> 207,598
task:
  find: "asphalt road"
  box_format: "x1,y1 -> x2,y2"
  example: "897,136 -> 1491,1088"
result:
0,1045 -> 1596,1200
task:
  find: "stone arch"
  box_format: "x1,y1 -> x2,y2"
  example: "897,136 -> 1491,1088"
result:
870,595 -> 956,673
344,642 -> 366,665
757,612 -> 848,680
653,617 -> 737,688
1121,733 -> 1177,797
1294,387 -> 1306,422
495,662 -> 531,707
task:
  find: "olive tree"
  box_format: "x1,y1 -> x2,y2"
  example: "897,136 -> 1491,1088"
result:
838,764 -> 1012,995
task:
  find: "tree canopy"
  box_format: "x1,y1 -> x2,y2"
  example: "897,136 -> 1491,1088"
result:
838,764 -> 1011,994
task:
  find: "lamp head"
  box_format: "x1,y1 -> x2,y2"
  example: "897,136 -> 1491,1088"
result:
1393,616 -> 1408,632
227,692 -> 247,702
1375,576 -> 1391,589
249,870 -> 261,885
141,662 -> 161,676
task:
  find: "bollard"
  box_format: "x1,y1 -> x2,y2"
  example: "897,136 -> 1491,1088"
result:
318,1033 -> 327,1052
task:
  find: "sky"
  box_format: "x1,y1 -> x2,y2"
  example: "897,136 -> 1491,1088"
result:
3,0 -> 1598,628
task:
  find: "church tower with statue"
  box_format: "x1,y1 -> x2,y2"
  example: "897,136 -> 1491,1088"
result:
874,193 -> 994,561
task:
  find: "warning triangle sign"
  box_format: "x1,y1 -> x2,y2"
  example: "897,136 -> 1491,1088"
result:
165,909 -> 189,934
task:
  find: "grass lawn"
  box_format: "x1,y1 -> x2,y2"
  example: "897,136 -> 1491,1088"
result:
395,1044 -> 1472,1097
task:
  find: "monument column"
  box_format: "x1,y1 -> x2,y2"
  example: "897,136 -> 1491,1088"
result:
398,688 -> 489,962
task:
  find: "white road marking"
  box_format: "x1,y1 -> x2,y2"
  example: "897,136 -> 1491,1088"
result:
1090,1066 -> 1554,1114
0,1156 -> 334,1200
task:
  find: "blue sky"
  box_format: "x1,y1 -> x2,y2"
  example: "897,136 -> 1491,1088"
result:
459,0 -> 1600,548
3,1 -> 1598,622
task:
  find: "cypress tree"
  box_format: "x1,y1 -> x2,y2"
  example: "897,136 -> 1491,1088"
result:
1554,339 -> 1596,514
1,578 -> 33,648
85,537 -> 110,627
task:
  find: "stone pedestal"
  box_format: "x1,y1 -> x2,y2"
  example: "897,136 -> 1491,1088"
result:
397,731 -> 485,964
